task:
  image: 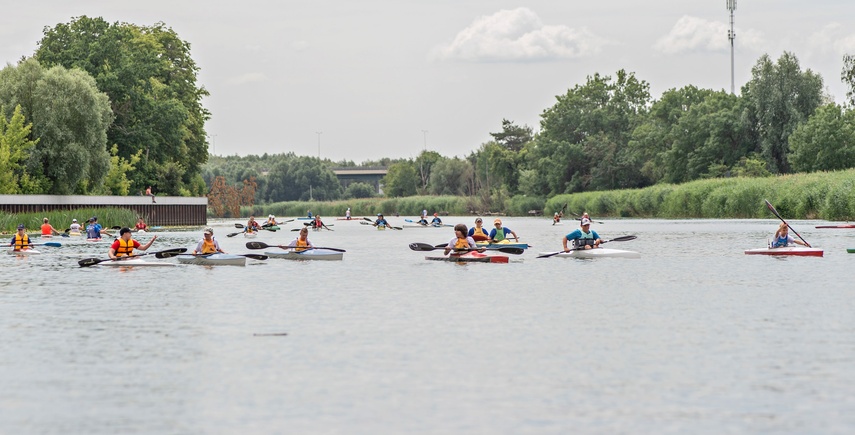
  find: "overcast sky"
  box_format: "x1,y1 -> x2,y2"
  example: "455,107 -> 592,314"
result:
2,1 -> 855,163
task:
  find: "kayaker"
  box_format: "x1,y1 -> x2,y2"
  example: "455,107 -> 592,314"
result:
307,210 -> 313,218
467,217 -> 490,241
345,208 -> 351,220
193,227 -> 226,254
41,217 -> 60,237
553,212 -> 562,224
373,213 -> 391,228
313,215 -> 328,230
770,222 -> 809,248
430,213 -> 443,226
9,224 -> 32,251
266,215 -> 278,226
109,227 -> 157,260
69,218 -> 81,233
86,217 -> 111,240
563,218 -> 602,251
287,227 -> 314,252
135,217 -> 148,231
416,215 -> 429,226
245,216 -> 261,234
489,218 -> 519,243
444,224 -> 485,256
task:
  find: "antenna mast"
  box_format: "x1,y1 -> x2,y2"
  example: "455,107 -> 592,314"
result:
727,0 -> 737,94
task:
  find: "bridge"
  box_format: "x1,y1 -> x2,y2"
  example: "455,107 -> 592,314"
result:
332,167 -> 388,193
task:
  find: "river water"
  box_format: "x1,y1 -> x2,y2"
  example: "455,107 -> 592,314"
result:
1,217 -> 853,434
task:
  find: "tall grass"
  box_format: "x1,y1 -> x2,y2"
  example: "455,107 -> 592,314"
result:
1,208 -> 142,233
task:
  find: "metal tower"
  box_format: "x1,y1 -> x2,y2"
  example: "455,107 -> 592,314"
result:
727,0 -> 737,94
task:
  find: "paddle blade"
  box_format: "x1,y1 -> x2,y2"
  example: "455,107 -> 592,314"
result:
226,232 -> 240,238
234,223 -> 244,228
44,242 -> 62,247
78,258 -> 104,267
155,251 -> 180,258
607,235 -> 637,243
244,254 -> 268,260
409,242 -> 438,251
536,251 -> 563,259
246,241 -> 270,250
496,247 -> 525,255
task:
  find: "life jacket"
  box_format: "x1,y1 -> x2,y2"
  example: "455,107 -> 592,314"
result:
315,217 -> 322,227
199,239 -> 218,254
493,227 -> 506,242
115,238 -> 135,257
472,226 -> 489,237
573,230 -> 596,248
13,233 -> 30,250
294,238 -> 310,252
771,235 -> 790,248
86,224 -> 100,239
135,223 -> 147,230
453,237 -> 470,250
41,223 -> 52,235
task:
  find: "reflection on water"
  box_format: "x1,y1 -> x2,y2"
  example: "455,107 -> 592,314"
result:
1,218 -> 853,433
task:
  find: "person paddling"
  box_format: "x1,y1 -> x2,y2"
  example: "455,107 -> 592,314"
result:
135,217 -> 148,231
444,224 -> 485,256
373,213 -> 391,228
40,217 -> 60,237
287,227 -> 314,252
86,217 -> 111,240
489,218 -> 519,243
770,222 -> 809,248
10,224 -> 32,251
563,218 -> 602,251
245,216 -> 261,234
430,213 -> 443,226
109,227 -> 157,260
193,227 -> 225,254
467,217 -> 490,241
69,218 -> 82,234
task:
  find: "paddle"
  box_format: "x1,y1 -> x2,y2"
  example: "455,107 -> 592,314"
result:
569,211 -> 604,224
245,241 -> 346,252
408,242 -> 525,255
78,248 -> 188,267
536,235 -> 638,258
237,222 -> 277,232
765,199 -> 811,247
30,242 -> 62,247
157,252 -> 269,260
553,203 -> 568,225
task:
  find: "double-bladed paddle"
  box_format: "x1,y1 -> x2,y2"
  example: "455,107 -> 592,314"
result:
764,199 -> 811,247
156,252 -> 269,260
236,222 -> 277,232
77,247 -> 188,267
28,242 -> 63,247
408,242 -> 525,255
245,241 -> 346,252
536,235 -> 637,258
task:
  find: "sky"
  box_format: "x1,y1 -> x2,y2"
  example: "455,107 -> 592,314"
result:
3,1 -> 855,163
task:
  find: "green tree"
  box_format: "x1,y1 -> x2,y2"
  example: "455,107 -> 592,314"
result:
36,16 -> 210,194
0,59 -> 112,193
489,119 -> 533,152
842,54 -> 855,107
742,52 -> 824,173
428,157 -> 474,196
99,144 -> 142,195
414,150 -> 441,192
789,104 -> 855,172
262,156 -> 342,202
382,161 -> 419,197
0,105 -> 40,193
343,182 -> 376,199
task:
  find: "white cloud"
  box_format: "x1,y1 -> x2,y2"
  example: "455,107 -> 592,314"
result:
654,15 -> 764,55
291,41 -> 309,51
808,23 -> 855,56
226,72 -> 268,85
431,7 -> 607,62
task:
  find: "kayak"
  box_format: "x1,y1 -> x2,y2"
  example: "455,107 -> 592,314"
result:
264,249 -> 343,261
261,225 -> 280,231
176,253 -> 246,266
8,249 -> 40,255
539,248 -> 641,259
296,217 -> 314,221
425,252 -> 509,263
376,225 -> 386,231
137,229 -> 146,234
815,224 -> 855,229
336,218 -> 355,221
744,247 -> 824,257
98,258 -> 174,267
68,231 -> 82,237
402,224 -> 441,228
243,231 -> 258,238
847,249 -> 855,253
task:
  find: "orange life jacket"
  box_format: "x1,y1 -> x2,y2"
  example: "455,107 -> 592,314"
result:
13,233 -> 30,251
115,238 -> 135,257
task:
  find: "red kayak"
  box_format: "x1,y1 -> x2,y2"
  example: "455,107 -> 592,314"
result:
744,246 -> 824,257
815,224 -> 855,229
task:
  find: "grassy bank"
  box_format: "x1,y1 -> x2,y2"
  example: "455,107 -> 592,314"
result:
545,169 -> 855,220
1,208 -> 142,234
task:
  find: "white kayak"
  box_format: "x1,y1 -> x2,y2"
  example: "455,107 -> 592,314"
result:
98,258 -> 174,267
539,248 -> 641,259
264,249 -> 343,261
8,249 -> 40,255
744,246 -> 824,257
176,253 -> 246,266
243,231 -> 258,238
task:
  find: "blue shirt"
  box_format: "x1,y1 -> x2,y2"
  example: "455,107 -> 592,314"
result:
565,228 -> 600,241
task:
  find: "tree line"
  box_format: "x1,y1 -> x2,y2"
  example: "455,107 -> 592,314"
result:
206,51 -> 855,210
0,16 -> 209,196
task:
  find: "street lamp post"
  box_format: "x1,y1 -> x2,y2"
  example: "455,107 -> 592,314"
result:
315,131 -> 322,160
421,130 -> 428,151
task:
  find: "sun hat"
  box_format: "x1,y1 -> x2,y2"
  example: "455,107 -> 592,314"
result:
494,218 -> 502,225
72,219 -> 77,222
581,218 -> 592,225
17,224 -> 25,230
204,227 -> 214,234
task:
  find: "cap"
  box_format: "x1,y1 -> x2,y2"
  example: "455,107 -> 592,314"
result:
17,224 -> 25,230
89,217 -> 95,222
581,218 -> 592,226
268,214 -> 274,218
494,218 -> 502,225
92,216 -> 97,220
72,218 -> 77,222
475,218 -> 482,223
204,227 -> 214,234
377,213 -> 383,216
